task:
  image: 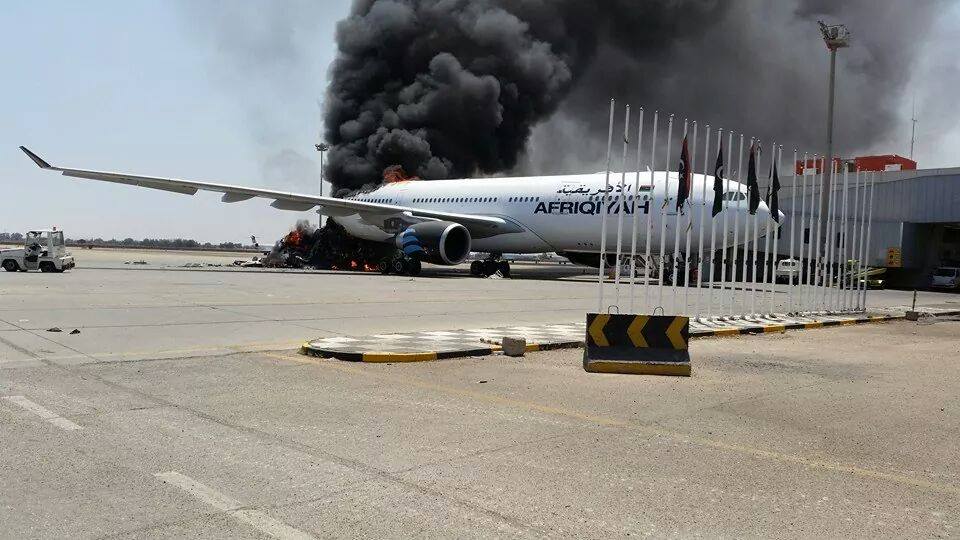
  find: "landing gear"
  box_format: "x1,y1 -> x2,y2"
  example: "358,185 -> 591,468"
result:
470,255 -> 510,278
384,254 -> 421,276
406,258 -> 421,276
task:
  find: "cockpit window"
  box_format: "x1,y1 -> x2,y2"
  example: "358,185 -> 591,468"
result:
723,191 -> 746,201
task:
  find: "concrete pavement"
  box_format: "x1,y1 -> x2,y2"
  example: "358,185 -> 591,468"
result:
2,248 -> 958,365
1,320 -> 957,537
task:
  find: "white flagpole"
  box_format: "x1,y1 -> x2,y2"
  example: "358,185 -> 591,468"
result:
762,144 -> 777,316
657,114 -> 675,309
807,154 -> 822,312
683,122 -> 699,316
855,167 -> 869,310
736,135 -> 749,318
846,167 -> 861,311
761,144 -> 774,317
799,153 -> 810,314
821,163 -> 832,312
788,148 -> 798,314
694,125 -> 710,319
854,166 -> 866,310
706,128 -> 721,318
628,108 -> 644,313
836,164 -> 849,311
768,145 -> 783,316
720,131 -> 734,318
643,111 -> 659,312
750,142 -> 763,318
671,119 -> 688,311
819,162 -> 833,312
597,99 -> 616,312
861,172 -> 877,310
811,157 -> 825,312
824,162 -> 838,312
831,162 -> 843,311
613,105 -> 631,306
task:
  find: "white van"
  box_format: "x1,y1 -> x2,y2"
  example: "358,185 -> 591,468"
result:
931,267 -> 960,290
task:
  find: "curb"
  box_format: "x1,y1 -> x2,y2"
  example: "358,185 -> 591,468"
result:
299,313 -> 904,363
690,313 -> 902,338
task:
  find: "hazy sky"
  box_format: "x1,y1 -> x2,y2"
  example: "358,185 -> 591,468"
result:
2,1 -> 958,243
2,1 -> 350,244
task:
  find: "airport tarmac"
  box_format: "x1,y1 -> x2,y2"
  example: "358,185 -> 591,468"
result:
1,313 -> 957,537
0,248 -> 957,364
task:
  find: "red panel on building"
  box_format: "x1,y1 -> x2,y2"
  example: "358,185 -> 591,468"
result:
796,154 -> 917,175
853,154 -> 917,172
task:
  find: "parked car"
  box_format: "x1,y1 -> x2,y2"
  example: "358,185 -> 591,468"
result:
775,258 -> 800,284
930,266 -> 960,290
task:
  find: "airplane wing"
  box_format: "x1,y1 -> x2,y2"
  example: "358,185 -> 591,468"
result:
19,147 -> 522,238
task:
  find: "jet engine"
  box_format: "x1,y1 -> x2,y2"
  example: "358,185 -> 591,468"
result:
395,221 -> 471,265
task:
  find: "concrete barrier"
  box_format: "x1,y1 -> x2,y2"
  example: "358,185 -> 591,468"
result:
583,313 -> 691,376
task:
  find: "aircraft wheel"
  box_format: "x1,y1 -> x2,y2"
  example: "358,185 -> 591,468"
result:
407,258 -> 421,276
40,262 -> 54,273
2,260 -> 19,272
497,261 -> 511,278
391,257 -> 407,275
378,260 -> 390,274
482,260 -> 498,277
470,260 -> 483,276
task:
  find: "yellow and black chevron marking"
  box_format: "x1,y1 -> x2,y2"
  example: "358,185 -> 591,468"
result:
586,313 -> 689,350
584,313 -> 691,376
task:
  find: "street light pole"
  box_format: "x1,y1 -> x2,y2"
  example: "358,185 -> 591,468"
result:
315,142 -> 328,228
818,21 -> 850,246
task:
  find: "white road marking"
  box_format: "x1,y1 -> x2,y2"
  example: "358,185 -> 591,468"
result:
155,471 -> 316,540
319,337 -> 359,344
2,395 -> 82,431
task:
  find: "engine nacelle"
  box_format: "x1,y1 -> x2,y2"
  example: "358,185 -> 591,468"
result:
395,221 -> 471,265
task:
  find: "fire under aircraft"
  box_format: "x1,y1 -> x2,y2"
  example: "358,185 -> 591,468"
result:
20,146 -> 778,276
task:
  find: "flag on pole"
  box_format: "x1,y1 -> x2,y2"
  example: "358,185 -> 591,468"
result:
711,144 -> 725,217
746,143 -> 760,215
676,136 -> 691,212
767,160 -> 781,222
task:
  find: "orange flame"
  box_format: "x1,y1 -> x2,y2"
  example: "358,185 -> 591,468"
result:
285,229 -> 303,247
383,165 -> 419,184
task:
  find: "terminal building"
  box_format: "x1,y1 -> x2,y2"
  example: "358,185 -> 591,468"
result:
776,155 -> 960,287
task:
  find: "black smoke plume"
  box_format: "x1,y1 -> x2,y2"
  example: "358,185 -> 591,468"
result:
325,0 -> 945,190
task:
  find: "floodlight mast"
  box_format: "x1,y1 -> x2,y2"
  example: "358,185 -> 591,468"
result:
818,21 -> 850,251
315,141 -> 329,227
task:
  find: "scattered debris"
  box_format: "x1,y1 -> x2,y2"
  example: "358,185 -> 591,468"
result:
478,380 -> 488,384
263,219 -> 390,271
132,260 -> 148,265
47,327 -> 62,332
70,329 -> 80,335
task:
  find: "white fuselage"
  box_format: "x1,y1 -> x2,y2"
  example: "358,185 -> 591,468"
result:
334,171 -> 777,255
